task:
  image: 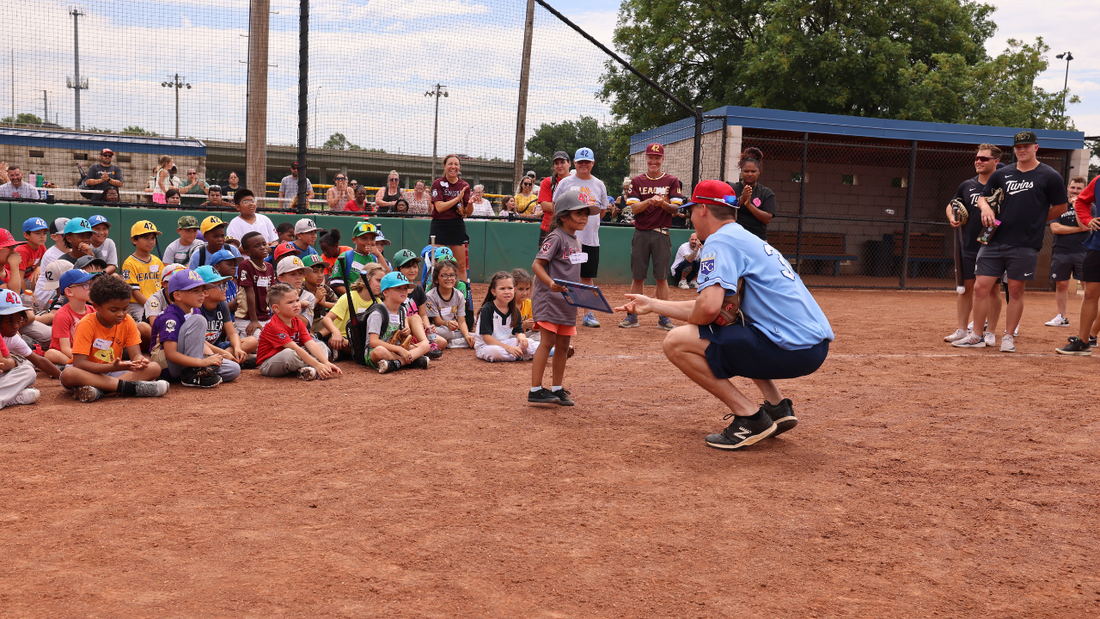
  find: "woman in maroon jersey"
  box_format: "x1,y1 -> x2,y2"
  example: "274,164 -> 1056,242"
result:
430,154 -> 473,279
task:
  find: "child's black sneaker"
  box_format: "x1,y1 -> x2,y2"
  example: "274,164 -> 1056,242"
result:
705,408 -> 776,450
411,356 -> 430,369
378,359 -> 402,374
74,386 -> 104,403
427,344 -> 443,360
182,365 -> 222,388
554,388 -> 574,406
762,398 -> 798,436
528,387 -> 560,404
135,380 -> 170,397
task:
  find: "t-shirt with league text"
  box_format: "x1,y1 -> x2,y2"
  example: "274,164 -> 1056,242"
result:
981,163 -> 1068,250
201,301 -> 234,345
627,173 -> 682,231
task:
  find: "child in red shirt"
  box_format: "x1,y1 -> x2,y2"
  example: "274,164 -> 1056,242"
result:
257,283 -> 342,381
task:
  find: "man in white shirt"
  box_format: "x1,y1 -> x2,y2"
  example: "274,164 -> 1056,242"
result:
0,166 -> 41,200
226,189 -> 279,247
671,232 -> 702,288
552,147 -> 607,328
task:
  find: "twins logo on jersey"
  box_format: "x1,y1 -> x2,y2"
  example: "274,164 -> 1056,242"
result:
699,252 -> 716,277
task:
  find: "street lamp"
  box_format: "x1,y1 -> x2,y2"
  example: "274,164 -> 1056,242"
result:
1055,51 -> 1073,127
424,83 -> 448,179
161,74 -> 191,138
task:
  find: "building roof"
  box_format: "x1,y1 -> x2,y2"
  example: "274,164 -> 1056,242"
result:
631,105 -> 1086,153
0,127 -> 205,156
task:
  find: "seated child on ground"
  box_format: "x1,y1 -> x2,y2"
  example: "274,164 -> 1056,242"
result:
475,271 -> 537,363
393,249 -> 446,355
368,272 -> 431,373
209,248 -> 243,314
44,269 -> 100,368
122,220 -> 165,348
188,216 -> 229,269
0,294 -> 61,380
302,254 -> 336,333
0,291 -> 44,408
194,265 -> 257,359
143,263 -> 186,326
320,262 -> 381,360
276,256 -> 329,361
151,269 -> 241,388
236,231 -> 275,338
59,275 -> 169,402
426,259 -> 474,349
163,216 -> 201,265
257,283 -> 342,381
511,268 -> 537,337
88,215 -> 118,274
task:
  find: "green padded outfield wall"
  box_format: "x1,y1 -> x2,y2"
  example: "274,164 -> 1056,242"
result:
0,203 -> 690,285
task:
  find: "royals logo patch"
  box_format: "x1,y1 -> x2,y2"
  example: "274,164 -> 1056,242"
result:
699,252 -> 716,277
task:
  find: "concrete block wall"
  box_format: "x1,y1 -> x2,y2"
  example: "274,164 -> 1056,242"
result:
0,144 -> 205,196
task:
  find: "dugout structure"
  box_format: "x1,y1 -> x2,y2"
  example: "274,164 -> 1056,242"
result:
633,107 -> 1089,290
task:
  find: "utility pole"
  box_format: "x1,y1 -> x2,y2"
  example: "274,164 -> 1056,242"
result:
161,74 -> 191,138
66,9 -> 88,130
296,0 -> 309,213
246,0 -> 271,205
513,0 -> 535,186
42,90 -> 48,125
1056,51 -> 1074,128
424,83 -> 448,180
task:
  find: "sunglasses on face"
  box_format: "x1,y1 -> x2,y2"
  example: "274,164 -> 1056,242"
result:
975,156 -> 996,162
335,177 -> 346,181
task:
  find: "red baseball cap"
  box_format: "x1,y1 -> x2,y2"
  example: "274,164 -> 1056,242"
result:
101,148 -> 114,156
273,241 -> 302,262
682,179 -> 737,209
646,143 -> 665,156
0,228 -> 26,248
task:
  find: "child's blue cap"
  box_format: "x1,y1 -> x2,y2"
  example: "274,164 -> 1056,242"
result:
22,217 -> 48,234
194,265 -> 231,284
63,218 -> 93,235
0,290 -> 29,316
60,269 -> 100,291
88,215 -> 111,228
380,271 -> 412,292
210,248 -> 242,265
434,247 -> 454,260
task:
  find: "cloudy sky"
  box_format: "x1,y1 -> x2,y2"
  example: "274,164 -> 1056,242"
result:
7,0 -> 1097,162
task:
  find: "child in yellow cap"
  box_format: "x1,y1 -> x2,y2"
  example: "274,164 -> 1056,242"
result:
121,220 -> 164,348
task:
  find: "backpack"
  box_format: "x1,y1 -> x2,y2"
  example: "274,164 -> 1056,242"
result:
356,300 -> 409,364
342,250 -> 369,364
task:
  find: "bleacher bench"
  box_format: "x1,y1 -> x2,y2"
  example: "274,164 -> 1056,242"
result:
891,232 -> 952,278
768,231 -> 857,277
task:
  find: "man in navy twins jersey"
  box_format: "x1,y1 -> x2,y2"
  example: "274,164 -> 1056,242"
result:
954,131 -> 1068,353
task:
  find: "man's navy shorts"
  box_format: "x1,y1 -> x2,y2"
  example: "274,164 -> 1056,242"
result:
698,322 -> 829,380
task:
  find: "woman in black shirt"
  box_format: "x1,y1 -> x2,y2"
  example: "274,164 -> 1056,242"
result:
731,147 -> 775,241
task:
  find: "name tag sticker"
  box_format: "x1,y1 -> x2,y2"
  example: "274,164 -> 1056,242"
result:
149,264 -> 160,273
569,252 -> 589,265
257,277 -> 271,287
93,338 -> 113,350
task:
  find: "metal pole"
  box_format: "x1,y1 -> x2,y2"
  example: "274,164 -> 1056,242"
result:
42,90 -> 47,125
794,132 -> 808,274
718,122 -> 727,182
71,9 -> 82,130
296,0 -> 309,213
900,140 -> 918,289
246,0 -> 270,206
513,0 -> 536,187
174,74 -> 180,138
692,106 -> 703,190
1061,57 -> 1070,125
432,84 -> 441,180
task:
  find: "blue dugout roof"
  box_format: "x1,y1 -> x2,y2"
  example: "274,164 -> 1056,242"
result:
631,105 -> 1085,154
0,127 -> 205,157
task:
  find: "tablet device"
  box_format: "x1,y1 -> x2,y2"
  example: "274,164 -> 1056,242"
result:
553,279 -> 614,314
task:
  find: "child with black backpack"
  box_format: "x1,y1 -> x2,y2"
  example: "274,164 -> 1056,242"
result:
319,263 -> 382,360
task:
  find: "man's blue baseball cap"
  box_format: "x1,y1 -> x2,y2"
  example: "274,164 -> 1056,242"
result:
194,265 -> 231,284
63,218 -> 93,235
59,269 -> 99,291
88,214 -> 111,228
210,248 -> 242,265
22,217 -> 48,234
574,147 -> 595,162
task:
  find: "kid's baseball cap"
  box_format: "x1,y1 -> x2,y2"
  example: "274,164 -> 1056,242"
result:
276,256 -> 309,276
64,218 -> 94,235
273,242 -> 301,262
380,271 -> 412,292
194,265 -> 230,284
554,187 -> 602,216
72,255 -> 109,271
22,217 -> 48,234
177,216 -> 200,230
294,218 -> 318,235
574,147 -> 595,162
392,249 -> 421,268
353,222 -> 378,238
645,143 -> 665,156
88,215 -> 111,228
375,230 -> 391,246
210,248 -> 242,266
130,220 -> 161,237
200,216 -> 226,234
300,254 -> 324,269
0,228 -> 24,248
166,269 -> 206,295
41,260 -> 74,290
0,289 -> 30,316
59,269 -> 99,291
433,247 -> 455,261
159,263 -> 187,283
49,217 -> 70,235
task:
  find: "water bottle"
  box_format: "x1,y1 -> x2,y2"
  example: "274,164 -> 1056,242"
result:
977,219 -> 1001,245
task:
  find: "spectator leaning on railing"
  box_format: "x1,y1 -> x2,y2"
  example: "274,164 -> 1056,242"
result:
469,185 -> 495,217
180,168 -> 211,206
326,173 -> 354,210
200,186 -> 235,210
80,149 -> 124,192
0,166 -> 41,200
375,170 -> 403,213
407,180 -> 431,215
279,162 -> 314,209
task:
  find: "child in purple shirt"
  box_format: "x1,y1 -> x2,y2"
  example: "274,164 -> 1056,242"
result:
151,269 -> 241,388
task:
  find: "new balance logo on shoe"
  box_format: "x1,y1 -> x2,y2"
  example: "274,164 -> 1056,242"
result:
732,427 -> 752,440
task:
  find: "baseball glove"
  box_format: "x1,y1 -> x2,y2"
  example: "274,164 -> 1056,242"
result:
985,187 -> 1004,214
949,198 -> 968,225
714,277 -> 746,327
387,331 -> 414,350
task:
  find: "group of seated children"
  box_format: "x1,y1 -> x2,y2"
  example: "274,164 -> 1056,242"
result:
0,199 -> 588,407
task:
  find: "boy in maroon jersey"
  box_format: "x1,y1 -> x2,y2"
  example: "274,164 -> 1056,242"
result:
621,143 -> 683,330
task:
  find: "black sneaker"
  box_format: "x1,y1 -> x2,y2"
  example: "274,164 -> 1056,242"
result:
1091,336 -> 1098,348
705,409 -> 776,450
1056,336 -> 1091,356
528,387 -> 560,404
411,356 -> 430,369
377,359 -> 403,374
554,388 -> 574,406
241,353 -> 258,370
181,365 -> 222,388
763,398 -> 798,436
427,344 -> 443,359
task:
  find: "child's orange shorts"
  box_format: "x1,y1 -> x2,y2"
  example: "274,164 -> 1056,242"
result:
536,321 -> 577,336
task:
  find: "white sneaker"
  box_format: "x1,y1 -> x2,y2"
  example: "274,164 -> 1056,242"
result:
678,279 -> 690,289
944,328 -> 969,343
1045,315 -> 1069,327
983,331 -> 996,347
1014,325 -> 1020,337
9,388 -> 40,406
952,334 -> 985,348
1000,334 -> 1016,353
688,279 -> 697,287
135,380 -> 170,397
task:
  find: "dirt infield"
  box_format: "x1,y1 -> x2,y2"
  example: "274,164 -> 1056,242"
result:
2,286 -> 1099,617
